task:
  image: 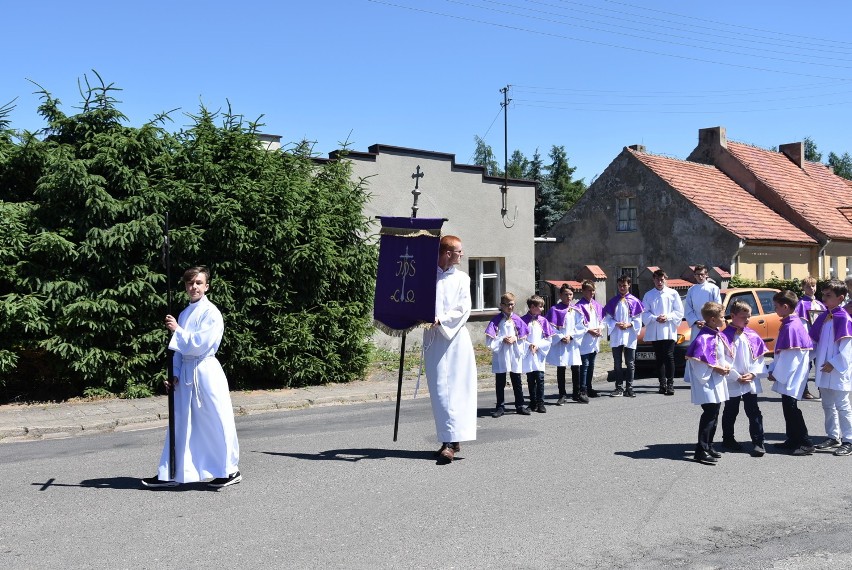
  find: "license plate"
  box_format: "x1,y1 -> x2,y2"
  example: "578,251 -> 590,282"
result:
635,352 -> 656,361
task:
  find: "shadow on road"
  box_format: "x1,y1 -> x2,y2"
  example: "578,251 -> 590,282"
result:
258,448 -> 445,463
614,443 -> 694,461
31,476 -> 215,492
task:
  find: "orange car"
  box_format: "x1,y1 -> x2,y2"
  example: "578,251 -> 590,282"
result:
634,288 -> 783,372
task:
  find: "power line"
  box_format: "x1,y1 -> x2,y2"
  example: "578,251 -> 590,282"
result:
365,0 -> 852,81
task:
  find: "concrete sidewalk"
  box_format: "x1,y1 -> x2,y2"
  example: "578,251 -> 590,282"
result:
0,352 -> 616,443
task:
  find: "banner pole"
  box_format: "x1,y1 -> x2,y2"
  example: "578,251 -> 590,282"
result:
392,331 -> 406,442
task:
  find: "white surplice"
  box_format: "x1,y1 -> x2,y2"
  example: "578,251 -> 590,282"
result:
769,348 -> 811,400
157,295 -> 240,483
604,299 -> 642,349
684,282 -> 721,340
641,287 -> 685,341
686,339 -> 731,405
726,333 -> 766,398
522,317 -> 553,373
425,265 -> 478,443
546,307 -> 586,367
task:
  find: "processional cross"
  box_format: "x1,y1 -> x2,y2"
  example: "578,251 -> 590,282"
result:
411,165 -> 424,219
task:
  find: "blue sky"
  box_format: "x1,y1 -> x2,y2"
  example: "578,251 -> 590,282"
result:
4,0 -> 851,183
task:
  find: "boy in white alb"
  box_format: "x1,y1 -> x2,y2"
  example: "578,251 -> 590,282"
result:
521,295 -> 556,413
603,275 -> 644,398
719,301 -> 769,456
809,279 -> 852,456
769,290 -> 815,456
794,276 -> 825,401
576,280 -> 604,402
642,269 -> 685,396
486,292 -> 530,417
545,284 -> 587,405
685,302 -> 732,465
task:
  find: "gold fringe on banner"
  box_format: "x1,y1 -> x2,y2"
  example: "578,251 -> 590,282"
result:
372,320 -> 431,336
379,227 -> 442,238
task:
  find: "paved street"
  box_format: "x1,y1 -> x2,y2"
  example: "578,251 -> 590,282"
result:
2,374 -> 852,569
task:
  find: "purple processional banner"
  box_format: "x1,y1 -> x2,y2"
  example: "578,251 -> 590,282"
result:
373,217 -> 444,333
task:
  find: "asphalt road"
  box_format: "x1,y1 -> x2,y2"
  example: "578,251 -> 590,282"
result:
2,377 -> 851,569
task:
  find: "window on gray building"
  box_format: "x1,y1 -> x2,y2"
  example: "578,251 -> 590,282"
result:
469,258 -> 504,311
616,197 -> 637,231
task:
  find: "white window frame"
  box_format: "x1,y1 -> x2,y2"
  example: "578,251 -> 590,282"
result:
616,197 -> 637,232
469,257 -> 504,311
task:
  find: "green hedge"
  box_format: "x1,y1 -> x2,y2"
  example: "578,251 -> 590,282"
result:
0,76 -> 377,402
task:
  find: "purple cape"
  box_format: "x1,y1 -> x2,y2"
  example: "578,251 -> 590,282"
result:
576,297 -> 603,324
522,313 -> 556,338
809,306 -> 852,344
775,315 -> 813,352
686,327 -> 732,365
602,294 -> 643,319
485,312 -> 529,339
721,326 -> 768,360
545,302 -> 577,328
794,296 -> 825,320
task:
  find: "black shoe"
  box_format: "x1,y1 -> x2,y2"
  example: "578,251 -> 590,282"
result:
791,445 -> 815,456
492,407 -> 505,418
610,387 -> 624,397
571,393 -> 580,402
773,440 -> 797,451
208,471 -> 242,488
722,438 -> 743,451
815,438 -> 842,450
578,391 -> 590,404
665,383 -> 675,396
517,407 -> 532,415
752,443 -> 766,457
624,387 -> 636,398
536,403 -> 547,413
833,442 -> 852,456
658,384 -> 666,394
141,476 -> 179,488
587,389 -> 600,398
556,395 -> 567,406
707,448 -> 722,459
694,454 -> 718,465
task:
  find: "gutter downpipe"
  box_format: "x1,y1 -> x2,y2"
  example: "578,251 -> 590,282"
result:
731,239 -> 746,278
818,239 -> 831,278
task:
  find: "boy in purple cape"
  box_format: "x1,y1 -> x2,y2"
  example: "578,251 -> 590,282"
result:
521,295 -> 556,413
719,301 -> 769,457
768,290 -> 815,456
685,302 -> 732,465
809,279 -> 852,456
576,280 -> 605,400
794,276 -> 825,401
545,284 -> 586,405
486,292 -> 530,417
603,275 -> 644,398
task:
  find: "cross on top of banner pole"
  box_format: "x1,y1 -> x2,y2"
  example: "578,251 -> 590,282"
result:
411,165 -> 424,219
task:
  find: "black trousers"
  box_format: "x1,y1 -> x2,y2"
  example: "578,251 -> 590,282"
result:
556,365 -> 580,396
697,402 -> 721,455
496,372 -> 525,409
653,339 -> 676,384
781,394 -> 812,447
721,392 -> 764,444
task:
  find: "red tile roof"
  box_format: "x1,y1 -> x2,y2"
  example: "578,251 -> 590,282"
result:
713,266 -> 732,278
583,265 -> 607,278
546,280 -> 582,290
726,141 -> 852,240
628,148 -> 816,244
666,279 -> 694,289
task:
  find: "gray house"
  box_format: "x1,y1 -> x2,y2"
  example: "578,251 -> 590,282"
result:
537,130 -> 819,298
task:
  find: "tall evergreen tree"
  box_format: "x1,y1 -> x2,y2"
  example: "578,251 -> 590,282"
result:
804,136 -> 822,162
828,151 -> 852,180
506,149 -> 528,179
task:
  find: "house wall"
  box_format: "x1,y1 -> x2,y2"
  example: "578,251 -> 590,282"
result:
537,148 -> 744,300
344,145 -> 537,349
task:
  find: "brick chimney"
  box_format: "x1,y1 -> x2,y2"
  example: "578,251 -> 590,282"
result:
686,126 -> 727,165
779,141 -> 804,168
